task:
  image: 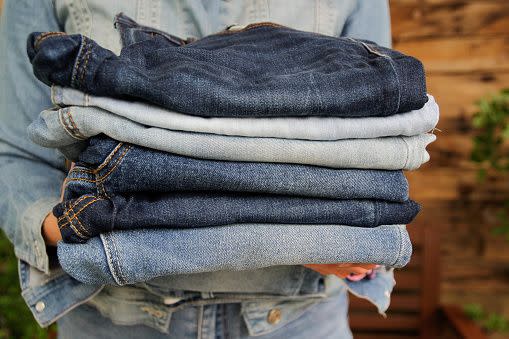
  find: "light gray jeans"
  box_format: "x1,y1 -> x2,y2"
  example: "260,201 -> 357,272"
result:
51,86 -> 439,141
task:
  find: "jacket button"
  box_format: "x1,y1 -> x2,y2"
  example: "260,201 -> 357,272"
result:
267,308 -> 282,325
35,301 -> 46,312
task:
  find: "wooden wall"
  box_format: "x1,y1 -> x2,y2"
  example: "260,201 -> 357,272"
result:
391,0 -> 509,328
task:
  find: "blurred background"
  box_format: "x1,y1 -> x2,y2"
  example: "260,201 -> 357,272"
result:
0,0 -> 508,338
348,1 -> 509,338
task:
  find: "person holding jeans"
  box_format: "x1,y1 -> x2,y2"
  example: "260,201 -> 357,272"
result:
0,1 -> 392,338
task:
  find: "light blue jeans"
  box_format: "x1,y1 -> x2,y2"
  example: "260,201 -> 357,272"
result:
57,291 -> 352,339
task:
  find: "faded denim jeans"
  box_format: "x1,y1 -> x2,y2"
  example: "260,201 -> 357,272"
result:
29,106 -> 436,170
50,86 -> 439,141
57,224 -> 411,285
27,14 -> 427,118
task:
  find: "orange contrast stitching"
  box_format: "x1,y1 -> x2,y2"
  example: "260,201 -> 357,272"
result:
34,32 -> 66,49
57,195 -> 96,222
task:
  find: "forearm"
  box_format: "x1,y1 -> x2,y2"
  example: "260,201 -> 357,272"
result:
0,0 -> 65,272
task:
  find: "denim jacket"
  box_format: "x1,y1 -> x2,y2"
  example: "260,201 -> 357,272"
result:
0,0 -> 397,333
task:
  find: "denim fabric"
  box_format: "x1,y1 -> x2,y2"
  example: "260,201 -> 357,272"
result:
59,136 -> 410,200
27,17 -> 427,118
29,106 -> 436,170
57,224 -> 412,285
54,0 -> 391,54
53,192 -> 419,243
57,290 -> 353,339
52,86 -> 439,140
2,0 -> 398,330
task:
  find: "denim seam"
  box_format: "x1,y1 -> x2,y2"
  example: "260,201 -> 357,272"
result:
95,145 -> 132,182
64,198 -> 94,238
97,179 -> 111,200
68,210 -> 92,238
100,234 -> 124,285
59,202 -> 88,239
78,41 -> 93,87
34,32 -> 66,50
67,142 -> 124,178
392,226 -> 404,267
110,233 -> 127,285
400,136 -> 411,170
63,197 -> 101,222
373,202 -> 380,227
70,167 -> 94,174
96,142 -> 124,172
346,38 -> 400,114
71,36 -> 87,88
57,195 -> 94,222
58,197 -> 102,229
66,211 -> 89,240
58,109 -> 84,141
383,55 -> 402,115
102,233 -> 127,285
65,109 -> 87,140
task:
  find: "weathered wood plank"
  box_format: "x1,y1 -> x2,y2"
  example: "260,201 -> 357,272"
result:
394,36 -> 509,73
391,1 -> 509,41
427,73 -> 509,117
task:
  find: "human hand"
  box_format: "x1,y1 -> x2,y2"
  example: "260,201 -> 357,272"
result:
304,263 -> 377,279
42,212 -> 62,246
41,162 -> 74,246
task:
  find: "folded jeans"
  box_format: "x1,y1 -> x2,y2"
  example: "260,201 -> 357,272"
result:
53,192 -> 420,243
27,18 -> 427,118
57,224 -> 412,285
50,86 -> 439,141
29,107 -> 436,170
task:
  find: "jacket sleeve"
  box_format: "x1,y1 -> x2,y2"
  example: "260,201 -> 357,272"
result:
0,0 -> 66,273
341,0 -> 392,48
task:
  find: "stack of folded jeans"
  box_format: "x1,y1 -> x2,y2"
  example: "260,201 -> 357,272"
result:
26,16 -> 438,285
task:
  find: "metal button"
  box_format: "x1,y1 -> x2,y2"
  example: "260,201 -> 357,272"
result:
267,308 -> 282,325
35,301 -> 46,312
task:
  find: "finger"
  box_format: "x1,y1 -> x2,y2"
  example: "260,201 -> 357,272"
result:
354,264 -> 378,270
343,267 -> 370,275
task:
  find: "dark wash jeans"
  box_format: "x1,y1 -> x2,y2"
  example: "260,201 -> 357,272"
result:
54,136 -> 418,243
54,192 -> 419,243
27,14 -> 427,118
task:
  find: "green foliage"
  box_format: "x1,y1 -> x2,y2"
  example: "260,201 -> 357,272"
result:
0,231 -> 51,339
471,88 -> 509,240
463,303 -> 509,333
463,303 -> 484,321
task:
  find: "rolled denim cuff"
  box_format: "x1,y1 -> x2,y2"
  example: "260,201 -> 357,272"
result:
27,32 -> 81,88
27,32 -> 116,93
391,55 -> 428,113
16,197 -> 61,273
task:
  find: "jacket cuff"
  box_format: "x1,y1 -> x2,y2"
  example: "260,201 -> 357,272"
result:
15,197 -> 61,274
